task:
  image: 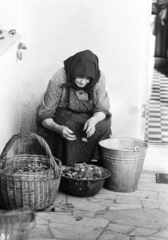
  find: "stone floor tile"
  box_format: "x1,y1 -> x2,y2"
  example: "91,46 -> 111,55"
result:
139,178 -> 155,184
105,191 -> 134,196
138,182 -> 168,192
158,192 -> 168,213
97,231 -> 130,240
45,192 -> 67,212
89,198 -> 114,205
73,209 -> 95,218
50,192 -> 67,207
109,203 -> 142,210
51,204 -> 70,212
67,196 -> 110,212
50,223 -> 103,240
134,238 -> 165,240
159,204 -> 168,214
139,172 -> 156,183
116,195 -> 141,204
107,223 -> 135,234
46,202 -> 70,212
129,227 -> 157,236
130,190 -> 158,199
158,192 -> 168,204
54,191 -> 67,202
22,168 -> 168,240
141,170 -> 156,175
28,239 -> 56,240
94,193 -> 116,200
107,190 -> 158,200
28,227 -> 54,239
45,192 -> 71,212
98,188 -> 117,194
33,225 -> 48,231
35,216 -> 49,225
152,229 -> 168,238
95,189 -> 117,200
141,198 -> 160,209
140,171 -> 155,177
36,211 -> 71,221
99,209 -> 168,230
132,238 -> 148,240
40,212 -> 109,227
97,231 -> 116,240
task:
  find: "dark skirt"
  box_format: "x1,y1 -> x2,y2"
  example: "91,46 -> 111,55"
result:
37,108 -> 111,166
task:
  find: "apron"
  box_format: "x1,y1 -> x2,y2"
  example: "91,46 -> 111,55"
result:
37,88 -> 111,165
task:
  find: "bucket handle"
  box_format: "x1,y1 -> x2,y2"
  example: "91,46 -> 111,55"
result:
134,146 -> 140,151
109,136 -> 141,152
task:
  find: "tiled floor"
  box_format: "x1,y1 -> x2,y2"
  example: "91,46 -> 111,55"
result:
143,143 -> 168,172
22,169 -> 168,240
145,68 -> 168,144
1,145 -> 168,240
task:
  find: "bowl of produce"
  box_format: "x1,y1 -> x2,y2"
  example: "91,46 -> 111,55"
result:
60,163 -> 111,197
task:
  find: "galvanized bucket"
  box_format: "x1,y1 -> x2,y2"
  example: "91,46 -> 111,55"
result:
99,137 -> 148,192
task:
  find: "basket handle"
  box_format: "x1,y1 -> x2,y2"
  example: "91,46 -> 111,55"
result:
0,133 -> 21,160
0,132 -> 60,177
26,133 -> 59,176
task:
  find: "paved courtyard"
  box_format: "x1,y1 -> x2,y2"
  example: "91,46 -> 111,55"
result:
27,169 -> 168,240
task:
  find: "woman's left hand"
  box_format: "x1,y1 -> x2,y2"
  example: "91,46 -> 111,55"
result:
83,118 -> 96,138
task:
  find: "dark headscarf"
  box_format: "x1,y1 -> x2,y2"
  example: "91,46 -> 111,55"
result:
63,50 -> 100,98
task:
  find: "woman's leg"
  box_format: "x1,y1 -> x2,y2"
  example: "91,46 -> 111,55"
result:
36,108 -> 111,165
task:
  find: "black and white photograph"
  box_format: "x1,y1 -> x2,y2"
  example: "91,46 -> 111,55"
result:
0,0 -> 168,239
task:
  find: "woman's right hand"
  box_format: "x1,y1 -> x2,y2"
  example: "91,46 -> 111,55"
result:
58,126 -> 77,141
42,119 -> 77,141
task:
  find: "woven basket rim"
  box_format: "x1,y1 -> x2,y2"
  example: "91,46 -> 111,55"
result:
1,153 -> 62,161
0,133 -> 62,176
1,168 -> 56,176
4,153 -> 51,157
1,154 -> 62,179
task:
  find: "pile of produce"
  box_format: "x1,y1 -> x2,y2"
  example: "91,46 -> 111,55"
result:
1,163 -> 49,174
61,163 -> 109,180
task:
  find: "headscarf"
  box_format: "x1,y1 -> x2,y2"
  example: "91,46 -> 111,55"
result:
63,50 -> 100,98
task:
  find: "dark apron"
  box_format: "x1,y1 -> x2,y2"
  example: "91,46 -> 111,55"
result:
37,88 -> 111,165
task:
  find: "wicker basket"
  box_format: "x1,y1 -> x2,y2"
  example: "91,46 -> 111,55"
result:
0,133 -> 62,211
0,208 -> 35,240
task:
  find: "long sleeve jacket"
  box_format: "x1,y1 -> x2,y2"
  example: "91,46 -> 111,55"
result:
38,67 -> 111,122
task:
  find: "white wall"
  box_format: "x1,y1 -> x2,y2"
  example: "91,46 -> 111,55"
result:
17,0 -> 151,137
0,0 -> 22,152
0,0 -> 151,152
0,0 -> 18,29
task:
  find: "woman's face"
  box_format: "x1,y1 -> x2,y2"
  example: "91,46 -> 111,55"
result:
74,76 -> 91,88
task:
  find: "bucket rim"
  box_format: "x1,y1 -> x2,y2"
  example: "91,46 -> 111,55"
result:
99,137 -> 148,151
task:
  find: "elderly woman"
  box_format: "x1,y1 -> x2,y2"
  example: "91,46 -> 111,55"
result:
37,50 -> 111,165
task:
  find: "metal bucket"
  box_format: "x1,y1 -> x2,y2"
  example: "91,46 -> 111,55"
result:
99,137 -> 148,192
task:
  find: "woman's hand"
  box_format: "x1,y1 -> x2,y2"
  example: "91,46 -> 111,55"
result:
83,112 -> 106,138
58,126 -> 77,141
83,119 -> 96,138
42,118 -> 76,141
